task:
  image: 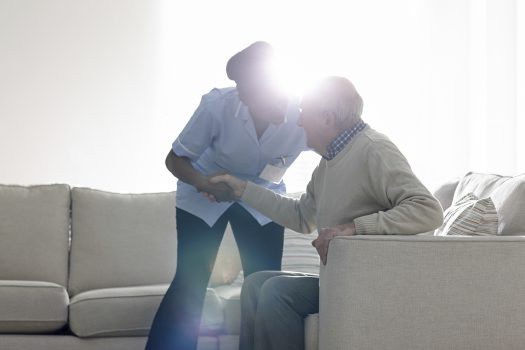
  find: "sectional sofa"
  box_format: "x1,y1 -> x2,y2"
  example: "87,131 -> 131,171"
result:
2,171 -> 524,350
318,172 -> 525,349
0,184 -> 320,350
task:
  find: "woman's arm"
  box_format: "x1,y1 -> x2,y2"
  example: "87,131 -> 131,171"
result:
165,150 -> 235,202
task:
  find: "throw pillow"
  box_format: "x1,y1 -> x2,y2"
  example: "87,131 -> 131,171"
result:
434,193 -> 498,236
281,228 -> 320,274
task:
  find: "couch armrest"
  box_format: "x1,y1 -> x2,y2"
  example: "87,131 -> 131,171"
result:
319,235 -> 525,350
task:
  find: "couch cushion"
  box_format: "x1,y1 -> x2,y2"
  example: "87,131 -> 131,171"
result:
0,280 -> 68,333
69,188 -> 177,296
282,228 -> 320,275
304,313 -> 319,350
453,172 -> 525,235
434,193 -> 498,236
489,174 -> 525,235
214,285 -> 241,335
69,285 -> 225,337
69,188 -> 242,296
218,335 -> 239,350
432,178 -> 459,211
453,172 -> 510,200
0,184 -> 70,287
210,224 -> 242,287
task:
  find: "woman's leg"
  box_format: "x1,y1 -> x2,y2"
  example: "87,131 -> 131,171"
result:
225,204 -> 285,350
145,208 -> 228,350
227,203 -> 284,277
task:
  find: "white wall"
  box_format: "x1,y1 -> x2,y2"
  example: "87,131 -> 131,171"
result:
1,0 -> 523,194
0,0 -> 172,192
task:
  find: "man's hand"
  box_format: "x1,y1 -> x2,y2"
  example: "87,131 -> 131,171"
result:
312,222 -> 356,265
209,174 -> 247,199
197,174 -> 236,202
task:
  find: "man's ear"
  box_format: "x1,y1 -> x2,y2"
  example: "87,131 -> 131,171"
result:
322,110 -> 337,127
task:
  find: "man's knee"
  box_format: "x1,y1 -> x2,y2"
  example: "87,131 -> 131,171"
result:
241,270 -> 282,305
258,276 -> 293,308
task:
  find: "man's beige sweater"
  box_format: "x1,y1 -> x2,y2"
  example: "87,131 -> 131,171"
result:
242,127 -> 443,235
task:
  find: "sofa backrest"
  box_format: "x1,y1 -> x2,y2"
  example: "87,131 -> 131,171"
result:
68,187 -> 241,296
0,184 -> 70,287
452,172 -> 525,235
432,179 -> 459,211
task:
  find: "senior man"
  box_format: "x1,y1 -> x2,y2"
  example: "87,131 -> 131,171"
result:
210,76 -> 443,350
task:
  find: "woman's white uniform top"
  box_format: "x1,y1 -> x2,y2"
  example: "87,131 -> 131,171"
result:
172,87 -> 308,227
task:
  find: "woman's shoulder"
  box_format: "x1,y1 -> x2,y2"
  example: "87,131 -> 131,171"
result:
202,87 -> 238,103
198,87 -> 240,119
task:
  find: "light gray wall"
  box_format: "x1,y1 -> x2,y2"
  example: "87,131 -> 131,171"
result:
0,0 -> 175,192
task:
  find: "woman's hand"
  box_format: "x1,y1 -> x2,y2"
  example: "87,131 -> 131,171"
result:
197,174 -> 237,202
209,174 -> 247,200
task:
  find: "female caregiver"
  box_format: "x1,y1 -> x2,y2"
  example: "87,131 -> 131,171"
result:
145,41 -> 308,350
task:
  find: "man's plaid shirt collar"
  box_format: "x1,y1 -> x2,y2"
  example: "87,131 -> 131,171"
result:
324,120 -> 368,160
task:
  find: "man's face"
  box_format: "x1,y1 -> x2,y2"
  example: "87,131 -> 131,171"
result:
297,98 -> 326,153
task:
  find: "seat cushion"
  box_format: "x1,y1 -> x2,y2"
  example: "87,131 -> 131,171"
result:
304,313 -> 319,350
69,285 -> 225,337
0,280 -> 68,333
214,285 -> 241,335
0,184 -> 70,287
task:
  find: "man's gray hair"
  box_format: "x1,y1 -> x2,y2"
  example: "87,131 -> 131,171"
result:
307,76 -> 364,129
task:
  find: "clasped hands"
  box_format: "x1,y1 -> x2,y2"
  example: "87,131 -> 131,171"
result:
197,173 -> 247,203
199,173 -> 356,265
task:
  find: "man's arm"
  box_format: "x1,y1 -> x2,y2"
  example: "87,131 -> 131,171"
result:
353,142 -> 444,235
210,173 -> 318,234
165,150 -> 235,202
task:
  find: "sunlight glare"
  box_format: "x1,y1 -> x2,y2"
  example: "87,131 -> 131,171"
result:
270,51 -> 326,98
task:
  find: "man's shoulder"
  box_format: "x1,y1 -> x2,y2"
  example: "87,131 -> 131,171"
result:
357,128 -> 405,159
361,127 -> 392,144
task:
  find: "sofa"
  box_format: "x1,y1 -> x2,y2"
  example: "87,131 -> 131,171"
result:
318,172 -> 525,350
2,171 -> 524,350
0,184 -> 320,350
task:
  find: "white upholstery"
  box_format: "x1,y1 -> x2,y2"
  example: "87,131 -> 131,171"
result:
218,335 -> 239,350
320,235 -> 525,350
68,188 -> 241,297
0,184 -> 70,287
68,188 -> 178,296
0,335 -> 218,350
432,178 -> 459,211
0,281 -> 68,333
282,228 -> 320,275
69,285 -> 225,338
214,285 -> 242,335
452,172 -> 525,235
304,313 -> 319,350
2,172 -> 523,350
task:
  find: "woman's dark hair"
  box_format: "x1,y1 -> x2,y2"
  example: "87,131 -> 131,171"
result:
226,41 -> 274,83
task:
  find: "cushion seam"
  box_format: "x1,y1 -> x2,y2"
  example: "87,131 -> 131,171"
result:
75,326 -> 150,338
70,293 -> 165,306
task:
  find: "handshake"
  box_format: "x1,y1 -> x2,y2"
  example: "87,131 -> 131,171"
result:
197,174 -> 247,203
199,172 -> 358,264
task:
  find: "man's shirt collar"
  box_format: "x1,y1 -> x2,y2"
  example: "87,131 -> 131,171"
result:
324,120 -> 368,160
